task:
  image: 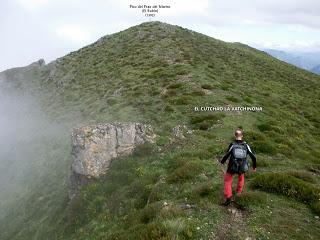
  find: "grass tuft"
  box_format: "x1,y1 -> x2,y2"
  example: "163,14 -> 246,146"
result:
235,191 -> 267,210
167,160 -> 204,183
251,173 -> 320,214
287,171 -> 316,183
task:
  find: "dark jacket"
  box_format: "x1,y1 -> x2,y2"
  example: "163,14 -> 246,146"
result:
221,140 -> 256,174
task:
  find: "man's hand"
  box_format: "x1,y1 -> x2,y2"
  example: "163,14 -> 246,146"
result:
252,168 -> 256,172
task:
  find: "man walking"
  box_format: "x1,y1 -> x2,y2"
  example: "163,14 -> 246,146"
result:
220,129 -> 257,206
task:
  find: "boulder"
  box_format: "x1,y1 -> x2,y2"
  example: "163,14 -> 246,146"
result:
69,122 -> 155,199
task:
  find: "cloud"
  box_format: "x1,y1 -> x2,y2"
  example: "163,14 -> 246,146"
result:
169,0 -> 209,15
16,0 -> 50,10
55,24 -> 91,45
252,40 -> 320,52
197,0 -> 320,29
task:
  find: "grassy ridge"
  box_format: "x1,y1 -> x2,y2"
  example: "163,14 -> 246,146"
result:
1,21 -> 320,239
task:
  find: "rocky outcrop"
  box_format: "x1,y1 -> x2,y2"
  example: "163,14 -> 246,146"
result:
29,59 -> 45,67
69,123 -> 155,199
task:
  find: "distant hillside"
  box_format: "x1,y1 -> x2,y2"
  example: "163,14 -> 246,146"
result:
263,48 -> 320,74
1,21 -> 320,240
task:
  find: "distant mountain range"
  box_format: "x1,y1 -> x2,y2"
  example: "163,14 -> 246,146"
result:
262,49 -> 320,74
310,64 -> 320,74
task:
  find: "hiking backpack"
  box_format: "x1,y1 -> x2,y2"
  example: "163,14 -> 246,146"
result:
230,142 -> 249,173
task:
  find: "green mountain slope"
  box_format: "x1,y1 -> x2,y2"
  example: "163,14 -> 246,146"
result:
1,21 -> 320,240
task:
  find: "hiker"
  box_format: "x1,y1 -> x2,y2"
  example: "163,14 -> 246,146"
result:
220,129 -> 256,206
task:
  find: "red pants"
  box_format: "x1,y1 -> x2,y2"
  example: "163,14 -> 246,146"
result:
224,172 -> 245,199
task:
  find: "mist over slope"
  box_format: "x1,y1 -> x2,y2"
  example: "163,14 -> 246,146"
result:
1,21 -> 320,239
0,88 -> 54,207
0,62 -> 80,239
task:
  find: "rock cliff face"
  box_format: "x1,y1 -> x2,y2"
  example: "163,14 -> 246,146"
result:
69,123 -> 155,199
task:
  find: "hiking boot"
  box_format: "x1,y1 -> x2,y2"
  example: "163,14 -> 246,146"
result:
223,198 -> 232,206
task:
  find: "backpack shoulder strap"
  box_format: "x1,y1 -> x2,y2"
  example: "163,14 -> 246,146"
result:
227,142 -> 235,152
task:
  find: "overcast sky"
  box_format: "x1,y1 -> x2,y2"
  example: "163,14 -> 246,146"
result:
1,0 -> 320,71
